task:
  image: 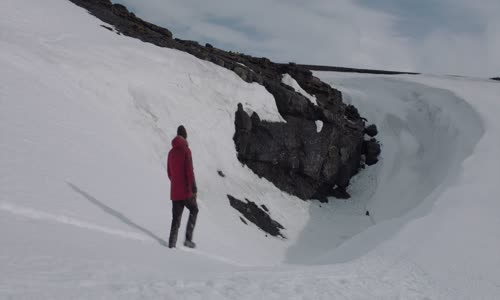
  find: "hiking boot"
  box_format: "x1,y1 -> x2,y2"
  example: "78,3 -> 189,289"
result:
184,240 -> 196,248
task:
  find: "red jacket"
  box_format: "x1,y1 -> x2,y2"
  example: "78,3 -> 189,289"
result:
167,136 -> 197,201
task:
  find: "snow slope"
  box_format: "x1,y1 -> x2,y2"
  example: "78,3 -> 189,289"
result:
1,0 -> 500,298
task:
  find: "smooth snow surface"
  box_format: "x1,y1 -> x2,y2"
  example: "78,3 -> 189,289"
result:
282,73 -> 318,105
2,0 -> 500,299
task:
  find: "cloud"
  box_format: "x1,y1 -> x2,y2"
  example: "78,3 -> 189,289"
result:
116,0 -> 499,77
410,0 -> 500,77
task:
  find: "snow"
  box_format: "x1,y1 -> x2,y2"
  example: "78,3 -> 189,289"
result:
1,0 -> 500,298
281,73 -> 318,105
315,120 -> 323,133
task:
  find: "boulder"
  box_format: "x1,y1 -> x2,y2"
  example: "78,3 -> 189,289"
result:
364,124 -> 378,137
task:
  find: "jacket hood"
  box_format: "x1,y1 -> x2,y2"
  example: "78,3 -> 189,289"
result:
172,135 -> 188,148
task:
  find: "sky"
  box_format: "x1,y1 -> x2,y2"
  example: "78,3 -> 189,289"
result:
115,0 -> 500,77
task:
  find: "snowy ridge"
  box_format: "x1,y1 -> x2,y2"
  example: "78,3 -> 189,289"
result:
1,0 -> 500,298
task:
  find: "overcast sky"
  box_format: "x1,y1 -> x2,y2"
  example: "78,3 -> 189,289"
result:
116,0 -> 499,77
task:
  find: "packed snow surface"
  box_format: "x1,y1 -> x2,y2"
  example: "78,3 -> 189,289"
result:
1,0 -> 500,299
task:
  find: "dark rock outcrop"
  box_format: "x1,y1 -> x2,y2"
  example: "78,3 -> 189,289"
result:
492,77 -> 500,81
364,124 -> 378,137
71,0 -> 173,46
227,195 -> 285,238
68,0 -> 381,200
363,138 -> 381,166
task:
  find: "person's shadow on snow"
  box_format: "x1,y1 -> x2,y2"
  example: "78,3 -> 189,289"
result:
67,182 -> 168,247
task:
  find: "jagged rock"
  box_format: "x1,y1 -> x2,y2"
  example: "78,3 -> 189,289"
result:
364,124 -> 378,137
69,0 -> 173,45
235,103 -> 252,132
111,3 -> 128,16
332,186 -> 350,199
250,112 -> 261,126
233,108 -> 364,200
363,138 -> 381,166
227,195 -> 285,238
68,0 -> 382,201
345,105 -> 360,121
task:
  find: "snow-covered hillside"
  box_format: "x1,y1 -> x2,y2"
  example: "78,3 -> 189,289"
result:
1,0 -> 500,298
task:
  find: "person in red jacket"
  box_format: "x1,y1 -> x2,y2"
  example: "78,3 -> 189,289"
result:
167,125 -> 198,248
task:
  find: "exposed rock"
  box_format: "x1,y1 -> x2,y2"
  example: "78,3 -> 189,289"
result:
233,65 -> 250,82
332,186 -> 350,199
345,105 -> 360,121
227,195 -> 285,238
363,138 -> 381,166
217,170 -> 225,178
69,0 -> 173,48
234,107 -> 364,200
100,24 -> 113,32
364,124 -> 378,137
492,77 -> 500,81
68,0 -> 381,200
110,3 -> 128,16
263,81 -> 318,120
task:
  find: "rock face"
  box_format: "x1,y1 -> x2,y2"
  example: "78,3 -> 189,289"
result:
234,103 -> 364,201
68,0 -> 381,200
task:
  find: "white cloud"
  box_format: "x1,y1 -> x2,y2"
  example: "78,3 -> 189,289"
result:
117,0 -> 499,77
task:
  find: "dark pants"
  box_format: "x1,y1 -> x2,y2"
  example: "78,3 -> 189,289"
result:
169,197 -> 198,248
